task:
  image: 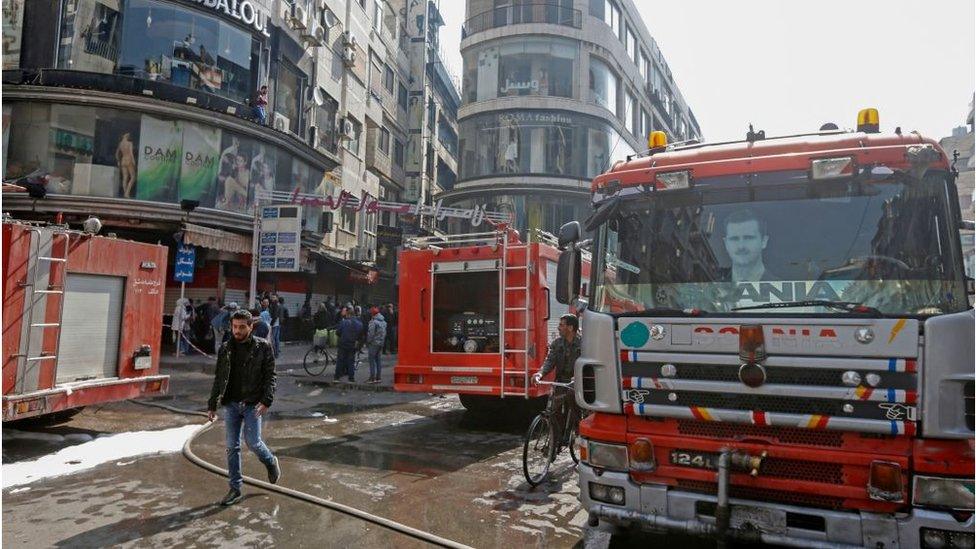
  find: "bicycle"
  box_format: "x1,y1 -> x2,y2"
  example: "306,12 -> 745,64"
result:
303,330 -> 336,376
522,379 -> 581,487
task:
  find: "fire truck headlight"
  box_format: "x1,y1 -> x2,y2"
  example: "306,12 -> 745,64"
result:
463,339 -> 479,353
587,441 -> 629,471
913,476 -> 976,511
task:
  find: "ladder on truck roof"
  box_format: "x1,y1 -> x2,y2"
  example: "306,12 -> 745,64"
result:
16,227 -> 70,393
500,230 -> 531,398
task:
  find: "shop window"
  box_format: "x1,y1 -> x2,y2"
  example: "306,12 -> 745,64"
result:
462,38 -> 578,103
431,270 -> 499,353
589,58 -> 618,115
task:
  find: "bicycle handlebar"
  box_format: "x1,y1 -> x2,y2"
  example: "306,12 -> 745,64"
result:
535,379 -> 574,389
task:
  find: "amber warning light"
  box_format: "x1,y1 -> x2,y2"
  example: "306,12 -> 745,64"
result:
738,325 -> 766,363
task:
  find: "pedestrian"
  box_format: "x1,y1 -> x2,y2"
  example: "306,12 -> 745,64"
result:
172,297 -> 193,356
314,302 -> 331,330
268,294 -> 282,358
334,306 -> 363,383
252,84 -> 269,125
278,296 -> 289,344
207,309 -> 280,506
366,307 -> 387,383
383,303 -> 398,355
250,308 -> 271,340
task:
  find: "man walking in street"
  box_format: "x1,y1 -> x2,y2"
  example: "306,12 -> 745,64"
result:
366,307 -> 387,383
383,303 -> 398,355
207,310 -> 281,506
268,294 -> 282,358
334,306 -> 363,383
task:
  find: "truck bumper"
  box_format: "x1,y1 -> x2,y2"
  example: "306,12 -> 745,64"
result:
579,463 -> 974,548
3,375 -> 169,421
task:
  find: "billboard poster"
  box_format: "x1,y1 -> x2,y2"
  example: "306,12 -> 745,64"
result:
179,121 -> 221,205
92,115 -> 140,198
376,225 -> 402,274
258,205 -> 302,272
136,115 -> 182,202
215,133 -> 258,212
248,142 -> 277,210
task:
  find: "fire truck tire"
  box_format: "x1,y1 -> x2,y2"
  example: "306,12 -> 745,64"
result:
458,394 -> 501,415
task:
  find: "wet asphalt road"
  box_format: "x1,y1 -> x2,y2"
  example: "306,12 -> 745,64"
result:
2,349 -> 721,549
2,360 -> 599,548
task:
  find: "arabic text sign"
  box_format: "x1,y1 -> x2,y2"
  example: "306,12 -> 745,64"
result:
174,244 -> 196,283
259,205 -> 302,272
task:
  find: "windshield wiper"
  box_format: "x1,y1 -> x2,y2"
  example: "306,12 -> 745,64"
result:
732,300 -> 882,317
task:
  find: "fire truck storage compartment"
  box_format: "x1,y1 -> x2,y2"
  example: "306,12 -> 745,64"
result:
55,274 -> 124,383
432,269 -> 500,353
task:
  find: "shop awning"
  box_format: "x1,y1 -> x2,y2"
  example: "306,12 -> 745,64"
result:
183,223 -> 252,255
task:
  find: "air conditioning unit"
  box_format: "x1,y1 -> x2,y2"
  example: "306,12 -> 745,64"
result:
289,3 -> 308,30
337,117 -> 354,139
341,30 -> 355,47
302,21 -> 325,46
273,112 -> 291,132
341,45 -> 356,67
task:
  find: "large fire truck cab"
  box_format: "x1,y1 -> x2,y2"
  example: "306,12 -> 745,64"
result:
394,228 -> 579,412
557,112 -> 975,547
2,217 -> 169,421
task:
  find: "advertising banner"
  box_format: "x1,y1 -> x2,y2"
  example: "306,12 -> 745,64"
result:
179,121 -> 222,205
136,115 -> 182,202
258,205 -> 302,272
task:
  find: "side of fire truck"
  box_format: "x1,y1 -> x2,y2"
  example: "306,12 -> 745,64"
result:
2,218 -> 170,421
393,228 -> 582,413
556,111 -> 975,547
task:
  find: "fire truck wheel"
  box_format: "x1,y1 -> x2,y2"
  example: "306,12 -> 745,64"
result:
458,394 -> 501,415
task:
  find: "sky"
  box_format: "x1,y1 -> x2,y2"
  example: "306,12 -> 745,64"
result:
436,0 -> 975,142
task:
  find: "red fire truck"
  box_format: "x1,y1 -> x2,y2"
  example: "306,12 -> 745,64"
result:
555,111 -> 975,547
394,227 -> 585,413
2,215 -> 170,421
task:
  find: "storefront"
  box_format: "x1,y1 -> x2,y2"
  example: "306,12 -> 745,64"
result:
458,109 -> 635,181
3,101 -> 331,231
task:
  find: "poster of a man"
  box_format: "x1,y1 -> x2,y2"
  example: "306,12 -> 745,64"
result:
115,132 -> 136,197
722,209 -> 778,282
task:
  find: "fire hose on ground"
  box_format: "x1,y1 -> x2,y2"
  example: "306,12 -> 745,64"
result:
129,399 -> 473,549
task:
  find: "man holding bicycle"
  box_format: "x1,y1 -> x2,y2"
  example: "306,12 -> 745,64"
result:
532,314 -> 581,438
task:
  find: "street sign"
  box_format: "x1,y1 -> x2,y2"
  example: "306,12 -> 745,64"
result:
174,243 -> 195,283
259,205 -> 302,272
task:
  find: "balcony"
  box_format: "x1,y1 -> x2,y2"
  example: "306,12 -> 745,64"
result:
462,3 -> 581,39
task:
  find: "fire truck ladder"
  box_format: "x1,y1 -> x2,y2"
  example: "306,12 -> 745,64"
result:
17,228 -> 70,392
500,230 -> 531,398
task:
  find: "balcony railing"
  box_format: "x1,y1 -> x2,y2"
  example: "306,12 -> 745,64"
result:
462,3 -> 581,38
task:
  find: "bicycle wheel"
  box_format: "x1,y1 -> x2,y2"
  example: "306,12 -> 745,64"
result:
303,347 -> 332,376
568,422 -> 580,464
523,413 -> 554,486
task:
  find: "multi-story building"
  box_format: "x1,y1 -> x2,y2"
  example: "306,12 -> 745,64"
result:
0,0 -> 459,321
940,93 -> 975,276
442,0 -> 701,235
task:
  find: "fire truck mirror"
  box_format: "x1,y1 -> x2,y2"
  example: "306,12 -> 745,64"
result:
558,221 -> 582,249
556,249 -> 581,305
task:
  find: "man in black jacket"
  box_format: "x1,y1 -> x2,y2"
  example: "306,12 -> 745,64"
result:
207,310 -> 281,506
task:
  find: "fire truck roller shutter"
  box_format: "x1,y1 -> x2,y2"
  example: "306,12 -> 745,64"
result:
56,274 -> 125,384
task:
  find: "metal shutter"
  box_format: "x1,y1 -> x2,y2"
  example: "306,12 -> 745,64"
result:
56,274 -> 125,383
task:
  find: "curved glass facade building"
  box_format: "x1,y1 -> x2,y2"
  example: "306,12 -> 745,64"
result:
444,0 -> 702,235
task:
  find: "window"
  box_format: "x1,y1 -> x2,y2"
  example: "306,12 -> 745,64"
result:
624,91 -> 636,135
69,0 -> 258,103
378,127 -> 391,155
589,58 -> 618,115
462,38 -> 579,103
2,0 -> 23,69
625,27 -> 636,63
589,0 -> 619,35
384,64 -> 395,93
397,82 -> 408,110
341,208 -> 357,232
393,138 -> 404,167
642,108 -> 652,138
638,49 -> 648,81
274,62 -> 305,134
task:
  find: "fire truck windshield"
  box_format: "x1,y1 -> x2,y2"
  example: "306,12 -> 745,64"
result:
590,169 -> 969,316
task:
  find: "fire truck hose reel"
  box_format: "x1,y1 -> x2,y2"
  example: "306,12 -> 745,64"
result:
130,400 -> 473,549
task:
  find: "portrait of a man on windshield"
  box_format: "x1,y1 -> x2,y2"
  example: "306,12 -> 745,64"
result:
722,209 -> 779,283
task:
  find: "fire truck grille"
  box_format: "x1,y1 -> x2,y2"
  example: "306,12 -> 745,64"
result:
650,391 -> 890,420
622,363 -> 916,390
761,457 -> 844,484
676,480 -> 846,510
676,420 -> 845,447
